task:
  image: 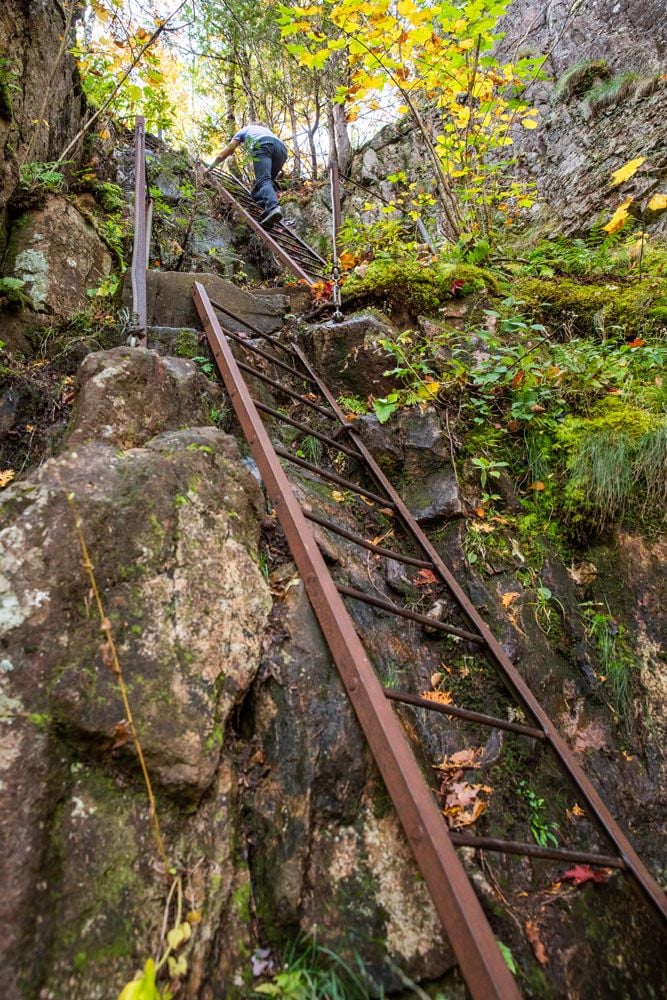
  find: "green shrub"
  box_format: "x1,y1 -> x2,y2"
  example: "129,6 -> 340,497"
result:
554,59 -> 610,101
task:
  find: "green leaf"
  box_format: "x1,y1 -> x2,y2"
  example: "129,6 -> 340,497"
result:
373,392 -> 399,424
498,941 -> 518,975
117,959 -> 162,1000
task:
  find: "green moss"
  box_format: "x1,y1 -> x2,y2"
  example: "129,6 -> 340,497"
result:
342,259 -> 499,317
173,328 -> 201,359
231,881 -> 252,924
555,398 -> 667,530
514,276 -> 667,338
554,59 -> 610,100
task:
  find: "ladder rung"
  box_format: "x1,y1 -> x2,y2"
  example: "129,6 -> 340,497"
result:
304,510 -> 434,567
237,360 -> 337,420
449,831 -> 625,869
275,448 -> 396,507
337,584 -> 483,643
385,689 -> 544,739
255,402 -> 363,459
222,329 -> 318,385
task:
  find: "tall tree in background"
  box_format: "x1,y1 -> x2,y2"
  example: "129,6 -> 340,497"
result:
277,0 -> 544,238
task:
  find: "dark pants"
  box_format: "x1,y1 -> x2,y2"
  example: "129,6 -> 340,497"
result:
251,137 -> 287,213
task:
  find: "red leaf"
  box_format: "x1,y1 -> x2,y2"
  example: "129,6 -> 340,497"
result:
511,370 -> 524,388
450,279 -> 465,297
627,338 -> 646,347
414,569 -> 438,586
562,864 -> 611,887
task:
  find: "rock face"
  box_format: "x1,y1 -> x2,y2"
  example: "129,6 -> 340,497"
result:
349,0 -> 667,233
66,346 -> 225,448
4,196 -> 112,317
0,348 -> 271,998
128,271 -> 289,334
0,2 -> 85,224
305,311 -> 399,397
495,0 -> 667,233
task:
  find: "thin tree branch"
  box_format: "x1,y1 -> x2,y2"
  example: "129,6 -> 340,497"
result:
57,0 -> 188,163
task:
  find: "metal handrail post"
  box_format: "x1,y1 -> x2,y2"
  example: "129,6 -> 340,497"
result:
329,160 -> 343,321
130,115 -> 148,347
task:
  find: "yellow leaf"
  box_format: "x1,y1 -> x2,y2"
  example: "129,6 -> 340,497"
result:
397,104 -> 409,114
167,921 -> 191,951
421,690 -> 453,705
610,156 -> 645,187
117,959 -> 160,1000
521,117 -> 538,129
528,481 -> 545,491
603,197 -> 632,234
647,193 -> 667,212
98,128 -> 111,141
0,469 -> 16,488
501,592 -> 520,608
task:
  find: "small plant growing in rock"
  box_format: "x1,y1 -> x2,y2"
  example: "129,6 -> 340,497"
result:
518,780 -> 559,848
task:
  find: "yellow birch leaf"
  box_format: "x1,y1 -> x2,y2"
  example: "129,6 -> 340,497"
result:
647,193 -> 667,211
603,197 -> 632,234
610,156 -> 645,187
521,117 -> 538,129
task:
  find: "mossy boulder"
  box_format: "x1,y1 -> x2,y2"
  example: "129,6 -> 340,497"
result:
514,275 -> 667,338
552,397 -> 667,530
342,259 -> 499,320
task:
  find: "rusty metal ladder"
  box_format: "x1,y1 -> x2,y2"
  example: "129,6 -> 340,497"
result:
207,167 -> 328,285
192,283 -> 666,998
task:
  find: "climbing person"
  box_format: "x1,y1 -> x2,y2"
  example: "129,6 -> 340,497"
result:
205,122 -> 287,229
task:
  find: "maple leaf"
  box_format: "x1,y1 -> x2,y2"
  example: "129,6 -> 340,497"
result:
421,689 -> 453,705
610,156 -> 645,187
566,802 -> 585,822
627,337 -> 646,347
310,280 -> 333,303
562,864 -> 611,887
647,193 -> 667,212
414,568 -> 437,586
0,469 -> 16,489
603,197 -> 632,234
501,591 -> 520,608
338,251 -> 357,270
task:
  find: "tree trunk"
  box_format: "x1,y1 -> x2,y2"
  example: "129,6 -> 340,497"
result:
288,98 -> 301,179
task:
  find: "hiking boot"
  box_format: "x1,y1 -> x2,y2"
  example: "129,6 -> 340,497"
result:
260,206 -> 283,229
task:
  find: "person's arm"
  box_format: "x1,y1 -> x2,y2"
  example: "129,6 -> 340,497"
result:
206,138 -> 241,172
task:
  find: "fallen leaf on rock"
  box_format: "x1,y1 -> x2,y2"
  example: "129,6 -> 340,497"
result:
414,568 -> 438,586
0,469 -> 16,488
574,719 -> 609,753
444,781 -> 492,828
436,748 -> 482,771
562,864 -> 612,887
421,689 -> 453,705
566,802 -> 586,822
502,591 -> 520,608
525,921 -> 549,965
568,562 -> 598,586
430,671 -> 444,688
111,720 -> 131,750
